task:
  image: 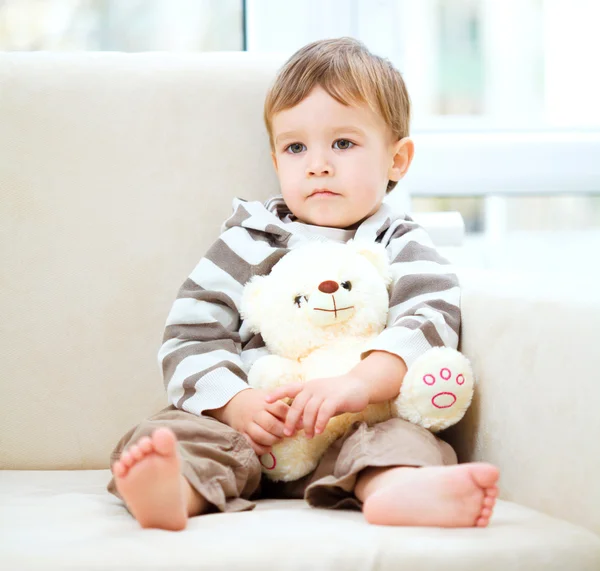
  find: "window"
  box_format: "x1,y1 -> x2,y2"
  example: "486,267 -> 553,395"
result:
4,0 -> 599,270
246,0 -> 600,129
0,0 -> 244,52
246,0 -> 600,269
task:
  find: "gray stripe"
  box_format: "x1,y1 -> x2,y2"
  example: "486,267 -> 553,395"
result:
243,333 -> 265,351
401,318 -> 425,330
400,317 -> 445,348
254,246 -> 290,273
264,224 -> 292,245
176,361 -> 248,409
264,196 -> 280,211
391,299 -> 461,336
375,217 -> 392,240
165,280 -> 239,343
174,278 -> 236,308
393,241 -> 450,264
384,220 -> 421,243
163,321 -> 240,346
390,273 -> 458,308
162,338 -> 241,388
245,228 -> 276,245
222,203 -> 252,231
207,238 -> 289,286
223,203 -> 292,245
265,196 -> 293,219
245,226 -> 291,247
206,239 -> 254,286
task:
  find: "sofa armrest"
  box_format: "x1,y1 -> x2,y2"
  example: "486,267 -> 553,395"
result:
444,268 -> 600,535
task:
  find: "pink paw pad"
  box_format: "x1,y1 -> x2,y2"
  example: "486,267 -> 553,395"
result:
421,368 -> 466,409
260,452 -> 277,470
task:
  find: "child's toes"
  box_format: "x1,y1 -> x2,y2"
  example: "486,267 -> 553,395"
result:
137,436 -> 153,454
112,460 -> 126,478
120,450 -> 135,467
129,444 -> 144,462
483,496 -> 496,509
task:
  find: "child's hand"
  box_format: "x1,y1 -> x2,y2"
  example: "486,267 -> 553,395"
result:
221,388 -> 290,456
265,374 -> 370,439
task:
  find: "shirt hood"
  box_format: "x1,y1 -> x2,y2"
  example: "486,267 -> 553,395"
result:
222,196 -> 406,245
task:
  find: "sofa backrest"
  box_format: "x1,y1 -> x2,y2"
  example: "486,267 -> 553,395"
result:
0,52 -> 283,469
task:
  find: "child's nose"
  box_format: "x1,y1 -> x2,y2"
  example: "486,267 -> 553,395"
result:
306,153 -> 333,176
306,163 -> 331,176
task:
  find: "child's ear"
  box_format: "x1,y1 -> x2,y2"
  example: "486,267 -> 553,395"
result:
240,276 -> 267,332
271,151 -> 278,174
388,137 -> 414,182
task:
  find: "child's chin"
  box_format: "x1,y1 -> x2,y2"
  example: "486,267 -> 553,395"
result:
306,214 -> 355,228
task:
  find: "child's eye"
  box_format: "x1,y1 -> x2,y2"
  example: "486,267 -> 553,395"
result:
285,143 -> 306,154
294,295 -> 308,308
333,139 -> 354,150
341,281 -> 352,291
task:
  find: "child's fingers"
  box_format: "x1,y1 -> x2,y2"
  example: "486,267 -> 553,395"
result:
314,401 -> 337,434
265,383 -> 303,403
266,399 -> 290,421
246,422 -> 281,448
302,397 -> 323,438
242,433 -> 270,456
255,410 -> 286,438
284,392 -> 309,436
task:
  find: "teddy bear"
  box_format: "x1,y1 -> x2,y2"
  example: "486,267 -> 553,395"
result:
240,240 -> 474,482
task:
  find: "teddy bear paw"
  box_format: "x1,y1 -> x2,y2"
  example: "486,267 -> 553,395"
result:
394,347 -> 475,433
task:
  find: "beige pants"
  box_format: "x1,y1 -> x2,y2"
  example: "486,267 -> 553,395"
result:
107,406 -> 457,513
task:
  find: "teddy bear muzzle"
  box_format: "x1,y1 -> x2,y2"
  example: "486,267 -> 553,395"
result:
308,283 -> 355,327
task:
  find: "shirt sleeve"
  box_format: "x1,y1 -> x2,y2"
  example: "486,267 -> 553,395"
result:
158,227 -> 285,416
362,219 -> 461,369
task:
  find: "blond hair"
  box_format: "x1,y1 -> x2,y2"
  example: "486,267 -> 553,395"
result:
264,37 -> 411,192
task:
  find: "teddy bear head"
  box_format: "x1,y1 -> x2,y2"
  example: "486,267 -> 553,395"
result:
240,240 -> 392,361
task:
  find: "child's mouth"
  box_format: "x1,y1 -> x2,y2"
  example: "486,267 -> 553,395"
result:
310,189 -> 339,197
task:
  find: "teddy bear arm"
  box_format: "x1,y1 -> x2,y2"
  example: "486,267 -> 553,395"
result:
247,354 -> 302,391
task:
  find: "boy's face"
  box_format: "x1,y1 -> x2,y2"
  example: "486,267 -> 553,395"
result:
271,86 -> 413,228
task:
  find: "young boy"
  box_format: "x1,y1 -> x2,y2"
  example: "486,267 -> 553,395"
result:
108,37 -> 499,531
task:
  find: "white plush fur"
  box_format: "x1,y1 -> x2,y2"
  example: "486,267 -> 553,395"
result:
241,240 -> 474,482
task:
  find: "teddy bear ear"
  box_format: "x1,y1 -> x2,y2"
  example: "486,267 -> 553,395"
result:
347,240 -> 391,283
240,276 -> 266,332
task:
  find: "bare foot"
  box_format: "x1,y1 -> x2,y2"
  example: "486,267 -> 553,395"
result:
112,427 -> 204,530
360,463 -> 499,528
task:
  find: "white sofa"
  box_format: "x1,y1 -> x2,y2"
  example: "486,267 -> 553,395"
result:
1,51 -> 599,570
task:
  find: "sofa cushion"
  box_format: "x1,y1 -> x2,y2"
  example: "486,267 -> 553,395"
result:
447,267 -> 600,535
1,470 -> 599,570
0,52 -> 281,472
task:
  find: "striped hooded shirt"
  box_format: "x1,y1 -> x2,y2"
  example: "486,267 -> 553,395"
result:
159,196 -> 460,416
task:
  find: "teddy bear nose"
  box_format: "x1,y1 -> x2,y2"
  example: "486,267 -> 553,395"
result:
318,280 -> 339,294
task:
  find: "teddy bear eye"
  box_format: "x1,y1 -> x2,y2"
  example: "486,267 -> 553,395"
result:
294,295 -> 308,308
341,281 -> 352,291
